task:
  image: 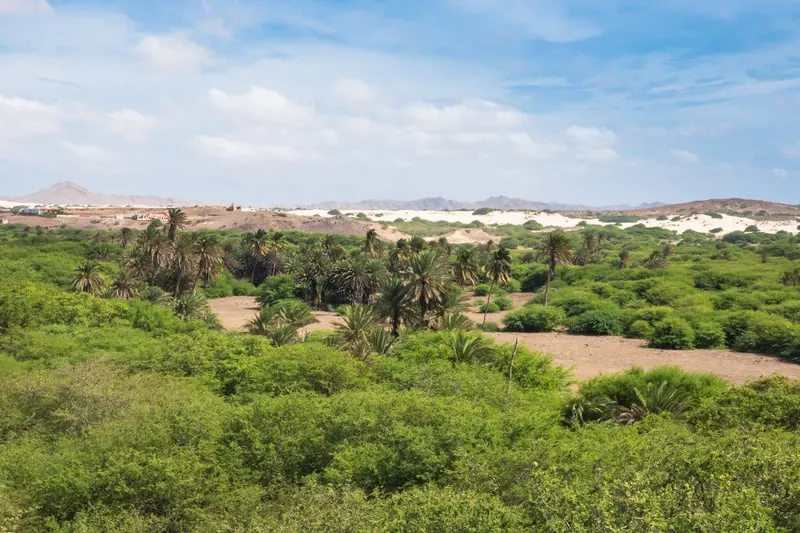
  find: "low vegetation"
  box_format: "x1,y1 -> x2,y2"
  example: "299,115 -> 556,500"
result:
2,215 -> 800,531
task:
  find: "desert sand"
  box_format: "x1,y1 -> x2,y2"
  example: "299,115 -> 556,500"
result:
290,209 -> 800,236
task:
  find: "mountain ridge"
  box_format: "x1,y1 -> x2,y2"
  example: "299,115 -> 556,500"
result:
305,196 -> 665,212
1,181 -> 190,207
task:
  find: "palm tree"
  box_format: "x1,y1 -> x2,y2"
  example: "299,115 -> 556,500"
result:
287,246 -> 332,309
266,231 -> 289,276
453,248 -> 481,287
574,231 -> 598,266
405,250 -> 450,325
111,269 -> 139,299
436,237 -> 451,256
243,229 -> 270,283
171,234 -> 197,296
377,276 -> 411,337
72,261 -> 106,295
165,208 -> 188,243
450,331 -> 494,366
332,258 -> 380,304
173,291 -> 207,321
483,248 -> 511,324
194,234 -> 223,286
136,223 -> 168,281
119,227 -> 135,249
331,305 -> 380,360
643,251 -> 669,269
539,233 -> 573,306
363,229 -> 380,258
618,249 -> 631,270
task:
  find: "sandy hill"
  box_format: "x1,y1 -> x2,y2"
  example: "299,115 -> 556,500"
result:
1,182 -> 188,207
626,198 -> 800,218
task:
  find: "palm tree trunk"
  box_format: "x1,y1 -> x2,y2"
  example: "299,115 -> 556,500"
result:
174,271 -> 183,298
544,265 -> 554,306
482,281 -> 495,325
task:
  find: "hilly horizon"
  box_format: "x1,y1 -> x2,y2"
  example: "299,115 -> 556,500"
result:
0,182 -> 190,207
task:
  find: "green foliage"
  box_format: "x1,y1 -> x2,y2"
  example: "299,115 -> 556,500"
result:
256,274 -> 300,306
504,305 -> 566,332
650,317 -> 695,350
471,207 -> 494,216
598,213 -> 641,223
568,309 -> 625,336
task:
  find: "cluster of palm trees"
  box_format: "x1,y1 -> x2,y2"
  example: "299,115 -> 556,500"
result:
72,209 -> 225,319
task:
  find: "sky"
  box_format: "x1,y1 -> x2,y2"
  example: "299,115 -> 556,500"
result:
0,0 -> 799,206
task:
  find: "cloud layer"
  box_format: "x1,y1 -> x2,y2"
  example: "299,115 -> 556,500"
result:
0,0 -> 798,205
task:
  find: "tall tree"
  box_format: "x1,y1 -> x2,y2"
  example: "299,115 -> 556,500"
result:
287,245 -> 333,309
171,234 -> 197,296
482,248 -> 511,324
194,234 -> 223,286
266,231 -> 289,276
243,229 -> 270,283
405,250 -> 450,325
452,248 -> 481,287
377,276 -> 411,337
119,227 -> 135,249
332,258 -> 380,304
539,233 -> 573,306
72,261 -> 106,295
111,269 -> 139,299
165,208 -> 188,243
363,229 -> 380,258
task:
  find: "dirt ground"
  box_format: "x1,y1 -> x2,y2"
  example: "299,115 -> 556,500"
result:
208,296 -> 342,335
209,296 -> 800,384
6,206 -> 410,241
464,292 -> 533,325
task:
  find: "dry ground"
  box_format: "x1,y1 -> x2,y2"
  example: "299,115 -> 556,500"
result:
209,296 -> 800,384
6,206 -> 409,241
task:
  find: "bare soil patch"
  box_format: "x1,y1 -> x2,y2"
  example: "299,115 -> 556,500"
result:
208,297 -> 342,334
209,296 -> 800,384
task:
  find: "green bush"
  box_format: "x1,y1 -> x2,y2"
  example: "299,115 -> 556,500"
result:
626,319 -> 654,339
256,275 -> 300,306
650,317 -> 695,350
493,295 -> 513,311
503,278 -> 522,293
473,284 -> 491,296
568,309 -> 625,336
478,301 -> 500,314
471,208 -> 493,216
504,305 -> 566,332
477,322 -> 499,332
693,321 -> 726,349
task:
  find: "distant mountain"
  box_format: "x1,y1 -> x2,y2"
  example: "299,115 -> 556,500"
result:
306,196 -> 665,212
1,182 -> 189,207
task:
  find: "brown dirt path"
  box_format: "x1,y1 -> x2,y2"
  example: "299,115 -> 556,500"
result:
209,296 -> 800,384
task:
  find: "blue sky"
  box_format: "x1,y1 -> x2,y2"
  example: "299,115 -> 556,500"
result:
0,0 -> 798,206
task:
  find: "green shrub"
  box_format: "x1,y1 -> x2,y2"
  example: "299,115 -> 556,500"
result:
256,275 -> 299,306
568,310 -> 624,336
473,284 -> 491,296
705,212 -> 723,219
478,301 -> 500,314
693,321 -> 726,349
657,215 -> 668,221
503,278 -> 522,293
744,225 -> 759,233
471,208 -> 493,216
650,317 -> 695,350
709,227 -> 723,234
327,209 -> 342,216
523,220 -> 543,230
504,305 -> 565,332
493,295 -> 513,311
626,319 -> 654,339
477,322 -> 499,332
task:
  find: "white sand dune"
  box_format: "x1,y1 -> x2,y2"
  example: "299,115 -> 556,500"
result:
289,209 -> 799,236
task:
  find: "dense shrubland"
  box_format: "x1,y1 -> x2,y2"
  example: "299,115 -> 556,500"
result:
1,220 -> 800,531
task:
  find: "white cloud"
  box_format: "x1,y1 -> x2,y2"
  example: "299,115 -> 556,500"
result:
194,135 -> 306,162
133,34 -> 210,70
772,168 -> 788,178
670,149 -> 701,164
0,93 -> 61,138
0,0 -> 52,15
403,99 -> 524,131
62,142 -> 110,163
565,126 -> 617,146
105,109 -> 156,142
209,86 -> 312,123
333,78 -> 376,106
